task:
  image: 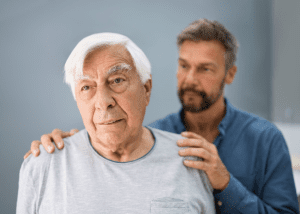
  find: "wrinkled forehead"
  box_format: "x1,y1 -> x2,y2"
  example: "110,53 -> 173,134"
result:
76,44 -> 135,81
84,44 -> 134,69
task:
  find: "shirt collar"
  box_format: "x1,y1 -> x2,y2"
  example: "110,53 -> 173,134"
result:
218,98 -> 234,137
177,108 -> 187,133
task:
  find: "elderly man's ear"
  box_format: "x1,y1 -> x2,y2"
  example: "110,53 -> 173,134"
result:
144,75 -> 152,106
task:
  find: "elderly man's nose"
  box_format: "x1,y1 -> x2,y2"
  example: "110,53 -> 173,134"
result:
95,89 -> 116,110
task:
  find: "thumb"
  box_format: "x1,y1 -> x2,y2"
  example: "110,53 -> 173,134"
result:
70,129 -> 79,135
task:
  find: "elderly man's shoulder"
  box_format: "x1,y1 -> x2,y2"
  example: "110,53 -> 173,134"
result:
150,126 -> 183,139
148,127 -> 184,152
23,129 -> 88,171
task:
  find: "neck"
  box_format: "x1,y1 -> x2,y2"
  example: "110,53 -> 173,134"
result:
184,96 -> 226,141
91,127 -> 154,162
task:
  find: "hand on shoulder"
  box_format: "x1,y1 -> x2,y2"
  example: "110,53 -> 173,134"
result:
24,128 -> 79,159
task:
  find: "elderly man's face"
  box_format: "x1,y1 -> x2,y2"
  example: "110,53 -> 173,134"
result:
75,45 -> 151,152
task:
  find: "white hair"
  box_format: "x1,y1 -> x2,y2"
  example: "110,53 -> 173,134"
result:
64,33 -> 151,100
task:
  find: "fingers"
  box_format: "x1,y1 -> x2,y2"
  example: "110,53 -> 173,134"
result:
70,129 -> 79,135
41,134 -> 55,153
51,129 -> 68,150
24,150 -> 32,159
177,138 -> 206,147
179,147 -> 212,160
177,138 -> 216,154
26,128 -> 78,159
31,140 -> 41,157
49,128 -> 78,150
181,131 -> 203,140
183,159 -> 208,170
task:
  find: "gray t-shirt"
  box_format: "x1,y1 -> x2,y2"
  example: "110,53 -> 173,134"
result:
17,127 -> 215,214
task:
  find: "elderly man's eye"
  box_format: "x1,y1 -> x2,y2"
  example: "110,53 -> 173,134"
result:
114,78 -> 124,84
81,86 -> 90,91
110,77 -> 128,93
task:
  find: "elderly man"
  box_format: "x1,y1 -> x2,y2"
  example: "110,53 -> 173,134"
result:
25,19 -> 299,213
17,33 -> 215,213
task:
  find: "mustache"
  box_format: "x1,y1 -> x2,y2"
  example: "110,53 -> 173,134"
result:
179,88 -> 206,97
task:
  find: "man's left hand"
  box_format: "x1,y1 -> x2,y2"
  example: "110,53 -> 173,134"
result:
178,131 -> 230,191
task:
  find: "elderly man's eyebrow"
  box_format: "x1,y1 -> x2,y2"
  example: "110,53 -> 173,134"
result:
76,63 -> 132,82
107,63 -> 132,75
77,75 -> 92,81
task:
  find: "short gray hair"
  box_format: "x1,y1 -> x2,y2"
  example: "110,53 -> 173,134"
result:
64,33 -> 151,100
177,19 -> 238,70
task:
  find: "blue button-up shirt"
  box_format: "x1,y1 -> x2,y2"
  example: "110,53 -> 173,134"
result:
148,98 -> 299,213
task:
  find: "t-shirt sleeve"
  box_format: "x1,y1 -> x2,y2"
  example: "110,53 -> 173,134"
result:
16,151 -> 51,214
16,157 -> 37,214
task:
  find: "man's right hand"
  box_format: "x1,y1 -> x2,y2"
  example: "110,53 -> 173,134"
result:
24,128 -> 79,159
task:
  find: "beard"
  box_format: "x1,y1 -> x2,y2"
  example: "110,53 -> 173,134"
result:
178,80 -> 225,113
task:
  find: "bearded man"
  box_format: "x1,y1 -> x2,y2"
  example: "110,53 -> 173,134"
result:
25,19 -> 299,213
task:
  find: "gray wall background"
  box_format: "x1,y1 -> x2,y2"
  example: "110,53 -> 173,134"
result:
2,0 -> 296,213
272,0 -> 300,123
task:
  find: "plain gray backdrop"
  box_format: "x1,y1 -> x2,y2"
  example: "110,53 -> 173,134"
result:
2,0 -> 295,213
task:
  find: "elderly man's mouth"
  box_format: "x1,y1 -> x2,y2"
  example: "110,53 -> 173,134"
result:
101,119 -> 123,125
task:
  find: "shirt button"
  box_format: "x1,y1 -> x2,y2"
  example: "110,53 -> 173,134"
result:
218,201 -> 222,206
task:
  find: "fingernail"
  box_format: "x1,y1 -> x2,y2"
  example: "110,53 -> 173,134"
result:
184,159 -> 189,164
70,129 -> 77,135
179,149 -> 186,155
57,142 -> 63,148
47,145 -> 53,153
177,139 -> 183,145
33,149 -> 38,155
